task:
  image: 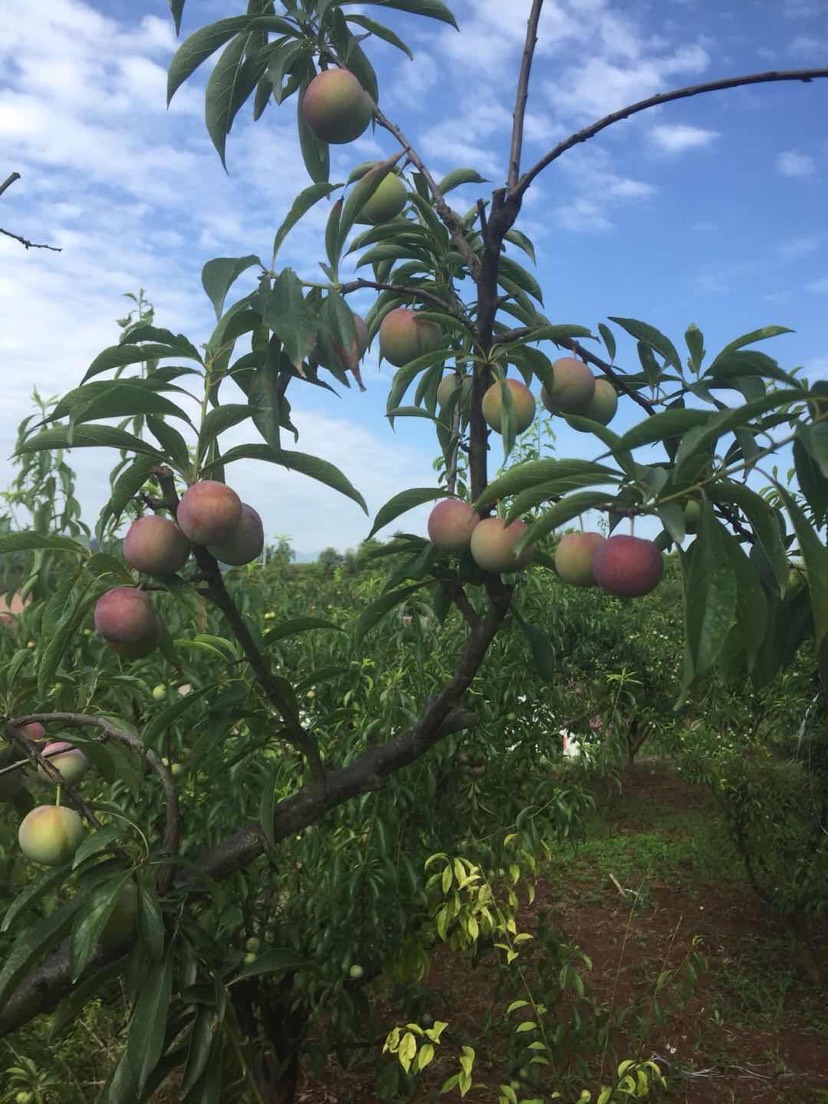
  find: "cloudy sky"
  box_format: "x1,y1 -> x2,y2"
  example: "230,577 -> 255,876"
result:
1,0 -> 826,557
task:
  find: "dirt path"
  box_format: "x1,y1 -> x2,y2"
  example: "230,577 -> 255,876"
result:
299,761 -> 828,1103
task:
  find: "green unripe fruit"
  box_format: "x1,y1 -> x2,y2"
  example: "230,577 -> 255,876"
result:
541,357 -> 596,414
356,170 -> 407,224
554,532 -> 606,587
436,373 -> 471,409
152,684 -> 167,701
243,951 -> 258,965
482,378 -> 536,434
245,937 -> 261,953
19,805 -> 84,865
348,963 -> 364,979
573,377 -> 618,428
301,68 -> 374,145
684,499 -> 701,535
16,1092 -> 34,1104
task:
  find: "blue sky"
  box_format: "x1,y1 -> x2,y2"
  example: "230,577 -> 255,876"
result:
1,0 -> 826,558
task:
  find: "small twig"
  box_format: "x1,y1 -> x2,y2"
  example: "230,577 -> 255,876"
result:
516,68 -> 828,198
508,0 -> 544,189
0,171 -> 22,198
4,721 -> 103,829
0,226 -> 62,252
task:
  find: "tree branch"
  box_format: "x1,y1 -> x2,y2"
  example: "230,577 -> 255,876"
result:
371,105 -> 481,279
0,172 -> 22,198
0,587 -> 511,1038
515,68 -> 828,198
508,0 -> 544,189
1,172 -> 61,252
8,713 -> 180,857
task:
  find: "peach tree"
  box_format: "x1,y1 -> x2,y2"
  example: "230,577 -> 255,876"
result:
1,0 -> 828,1100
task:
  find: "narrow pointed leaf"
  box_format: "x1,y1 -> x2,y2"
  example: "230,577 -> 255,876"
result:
368,487 -> 447,540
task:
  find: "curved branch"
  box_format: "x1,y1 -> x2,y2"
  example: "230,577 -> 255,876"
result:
0,584 -> 511,1038
516,68 -> 828,198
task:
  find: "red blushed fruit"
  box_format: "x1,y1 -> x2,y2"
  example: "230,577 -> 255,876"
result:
554,532 -> 606,587
38,741 -> 89,785
470,517 -> 533,574
94,587 -> 162,659
207,504 -> 264,566
176,481 -> 242,546
19,721 -> 46,743
593,535 -> 664,598
123,514 -> 190,576
427,499 -> 479,554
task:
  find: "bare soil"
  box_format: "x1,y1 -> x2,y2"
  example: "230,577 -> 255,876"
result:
297,761 -> 828,1104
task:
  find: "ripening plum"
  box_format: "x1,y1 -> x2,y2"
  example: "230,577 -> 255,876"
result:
18,804 -> 84,865
207,504 -> 264,566
482,379 -> 536,435
177,481 -> 242,546
541,357 -> 596,415
378,308 -> 442,368
593,535 -> 664,598
123,514 -> 190,576
38,741 -> 89,785
427,499 -> 479,554
470,517 -> 533,573
94,587 -> 162,659
573,378 -> 618,428
301,69 -> 374,145
356,169 -> 407,224
554,532 -> 606,587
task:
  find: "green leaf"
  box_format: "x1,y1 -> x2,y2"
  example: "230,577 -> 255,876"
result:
169,0 -> 185,35
475,459 -> 619,509
272,182 -> 338,263
607,316 -> 681,372
437,167 -> 488,193
340,0 -> 459,29
704,349 -> 800,389
712,324 -> 794,361
685,323 -> 705,373
498,255 -> 543,304
142,683 -> 218,747
680,506 -> 738,695
297,76 -> 330,183
518,492 -> 612,552
347,13 -> 413,57
97,456 -> 156,537
38,585 -> 98,699
798,421 -> 828,479
368,487 -> 447,540
201,403 -> 251,443
138,880 -> 166,964
325,197 -> 343,273
0,896 -> 86,1010
262,269 -> 318,370
520,620 -> 555,680
205,34 -> 249,165
147,416 -> 192,472
263,616 -> 344,645
504,227 -> 536,264
70,875 -> 133,981
18,426 -> 167,463
167,17 -> 253,103
597,323 -> 616,362
72,825 -> 130,869
125,949 -> 174,1095
339,155 -> 403,254
778,489 -> 828,649
202,256 -> 261,319
354,582 -> 427,644
0,532 -> 85,554
209,444 -> 368,513
2,866 -> 72,934
612,409 -> 711,453
709,481 -> 788,593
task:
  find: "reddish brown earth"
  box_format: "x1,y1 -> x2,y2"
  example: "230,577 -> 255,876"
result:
296,762 -> 828,1104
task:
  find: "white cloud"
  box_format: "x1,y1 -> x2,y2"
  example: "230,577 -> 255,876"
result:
787,33 -> 828,55
800,355 -> 828,384
775,233 -> 825,261
648,123 -> 720,153
806,274 -> 828,293
776,150 -> 816,177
